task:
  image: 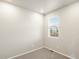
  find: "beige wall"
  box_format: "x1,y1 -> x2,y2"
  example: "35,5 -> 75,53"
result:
0,1 -> 43,59
44,2 -> 79,59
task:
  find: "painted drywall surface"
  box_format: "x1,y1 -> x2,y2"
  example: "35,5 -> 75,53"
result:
0,1 -> 43,59
44,2 -> 79,59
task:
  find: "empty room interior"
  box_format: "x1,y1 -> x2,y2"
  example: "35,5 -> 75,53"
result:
0,0 -> 79,59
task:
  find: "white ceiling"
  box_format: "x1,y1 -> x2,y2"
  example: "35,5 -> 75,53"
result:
1,0 -> 79,14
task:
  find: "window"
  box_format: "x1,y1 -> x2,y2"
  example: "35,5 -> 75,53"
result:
48,16 -> 60,38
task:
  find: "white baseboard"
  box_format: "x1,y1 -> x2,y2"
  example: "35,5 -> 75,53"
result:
45,47 -> 74,59
8,47 -> 43,59
8,46 -> 75,59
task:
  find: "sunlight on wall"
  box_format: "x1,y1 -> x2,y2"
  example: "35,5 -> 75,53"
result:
30,13 -> 43,39
0,2 -> 16,14
31,13 -> 43,25
0,1 -> 19,23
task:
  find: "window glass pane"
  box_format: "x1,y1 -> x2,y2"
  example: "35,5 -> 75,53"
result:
48,16 -> 60,37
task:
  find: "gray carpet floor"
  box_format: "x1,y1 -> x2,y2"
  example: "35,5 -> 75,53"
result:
13,48 -> 70,59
